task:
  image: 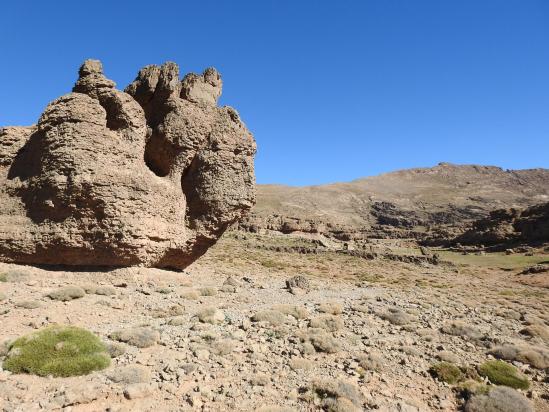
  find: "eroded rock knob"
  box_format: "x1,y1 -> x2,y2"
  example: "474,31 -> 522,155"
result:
181,67 -> 223,106
73,59 -> 116,98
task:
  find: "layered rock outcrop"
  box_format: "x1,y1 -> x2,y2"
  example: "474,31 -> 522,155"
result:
0,60 -> 256,269
453,202 -> 549,247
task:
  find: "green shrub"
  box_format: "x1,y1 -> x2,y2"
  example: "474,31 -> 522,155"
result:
429,362 -> 464,384
3,325 -> 110,377
478,360 -> 530,390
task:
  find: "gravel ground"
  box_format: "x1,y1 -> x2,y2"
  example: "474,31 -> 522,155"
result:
0,235 -> 547,411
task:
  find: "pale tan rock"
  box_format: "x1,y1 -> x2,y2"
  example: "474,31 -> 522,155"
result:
123,383 -> 155,400
0,59 -> 256,269
181,67 -> 222,106
107,365 -> 151,384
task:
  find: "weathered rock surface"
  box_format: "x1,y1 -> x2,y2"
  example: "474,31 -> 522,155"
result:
0,59 -> 256,269
453,202 -> 549,247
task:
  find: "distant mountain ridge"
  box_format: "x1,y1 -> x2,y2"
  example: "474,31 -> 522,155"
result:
239,163 -> 549,242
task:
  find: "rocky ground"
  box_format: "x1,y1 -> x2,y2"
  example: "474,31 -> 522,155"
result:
0,233 -> 548,411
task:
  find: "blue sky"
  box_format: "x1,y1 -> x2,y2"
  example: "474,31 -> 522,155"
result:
1,1 -> 548,185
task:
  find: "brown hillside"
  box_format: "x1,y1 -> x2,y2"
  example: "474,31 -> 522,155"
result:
242,163 -> 549,241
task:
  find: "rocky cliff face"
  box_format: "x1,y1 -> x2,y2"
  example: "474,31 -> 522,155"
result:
453,202 -> 549,247
0,60 -> 256,269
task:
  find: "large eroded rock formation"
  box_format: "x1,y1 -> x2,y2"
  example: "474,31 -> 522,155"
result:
0,60 -> 256,269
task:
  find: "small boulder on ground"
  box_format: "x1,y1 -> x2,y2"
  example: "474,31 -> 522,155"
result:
109,327 -> 159,348
123,383 -> 155,400
223,276 -> 240,287
519,264 -> 549,275
47,286 -> 86,301
107,365 -> 151,384
286,275 -> 310,295
15,300 -> 41,309
94,286 -> 117,296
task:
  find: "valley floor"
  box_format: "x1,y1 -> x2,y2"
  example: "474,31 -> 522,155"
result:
0,234 -> 548,411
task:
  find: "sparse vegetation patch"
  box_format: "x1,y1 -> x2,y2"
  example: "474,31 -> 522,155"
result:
379,307 -> 414,325
251,309 -> 287,326
441,320 -> 483,341
309,314 -> 343,331
429,362 -> 464,384
3,325 -> 110,377
312,379 -> 362,412
478,360 -> 530,390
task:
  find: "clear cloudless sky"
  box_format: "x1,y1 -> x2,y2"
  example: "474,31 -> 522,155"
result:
1,1 -> 548,185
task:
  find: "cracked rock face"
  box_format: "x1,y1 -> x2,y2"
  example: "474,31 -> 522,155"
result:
0,60 -> 256,269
